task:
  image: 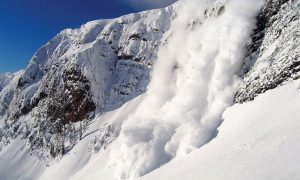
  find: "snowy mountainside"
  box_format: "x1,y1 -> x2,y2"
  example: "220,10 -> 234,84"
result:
0,6 -> 175,159
0,73 -> 12,92
236,0 -> 300,102
0,0 -> 300,179
0,71 -> 24,118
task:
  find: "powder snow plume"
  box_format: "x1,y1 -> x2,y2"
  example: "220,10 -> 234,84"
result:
111,0 -> 264,179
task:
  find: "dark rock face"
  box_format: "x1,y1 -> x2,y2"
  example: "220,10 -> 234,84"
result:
49,65 -> 96,125
0,64 -> 96,159
235,0 -> 300,103
129,33 -> 142,40
10,65 -> 95,125
246,0 -> 289,57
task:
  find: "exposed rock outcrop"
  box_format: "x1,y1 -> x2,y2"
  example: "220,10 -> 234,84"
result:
236,0 -> 300,103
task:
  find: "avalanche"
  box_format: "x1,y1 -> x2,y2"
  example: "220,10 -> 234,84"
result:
112,0 -> 264,179
0,0 -> 299,179
140,79 -> 300,180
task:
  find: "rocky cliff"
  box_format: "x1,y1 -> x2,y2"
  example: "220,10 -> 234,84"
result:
236,0 -> 300,102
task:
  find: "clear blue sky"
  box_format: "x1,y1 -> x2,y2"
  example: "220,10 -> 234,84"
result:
0,0 -> 176,73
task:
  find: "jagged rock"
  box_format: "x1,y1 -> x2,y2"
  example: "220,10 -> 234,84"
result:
236,0 -> 300,103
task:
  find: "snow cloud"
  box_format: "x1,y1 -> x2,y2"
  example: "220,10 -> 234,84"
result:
111,0 -> 265,179
125,0 -> 178,9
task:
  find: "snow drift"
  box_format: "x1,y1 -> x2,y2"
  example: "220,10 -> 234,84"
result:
111,0 -> 264,178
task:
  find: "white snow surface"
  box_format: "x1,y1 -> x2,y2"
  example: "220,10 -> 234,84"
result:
0,138 -> 45,180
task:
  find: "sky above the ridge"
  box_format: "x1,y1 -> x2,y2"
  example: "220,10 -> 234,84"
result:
0,0 -> 177,73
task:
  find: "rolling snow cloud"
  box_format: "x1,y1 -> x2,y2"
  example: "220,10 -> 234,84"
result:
111,0 -> 265,179
125,0 -> 178,9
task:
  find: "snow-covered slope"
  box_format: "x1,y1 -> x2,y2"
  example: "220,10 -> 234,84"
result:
0,5 -> 176,160
141,79 -> 300,180
0,0 -> 299,179
0,73 -> 12,92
